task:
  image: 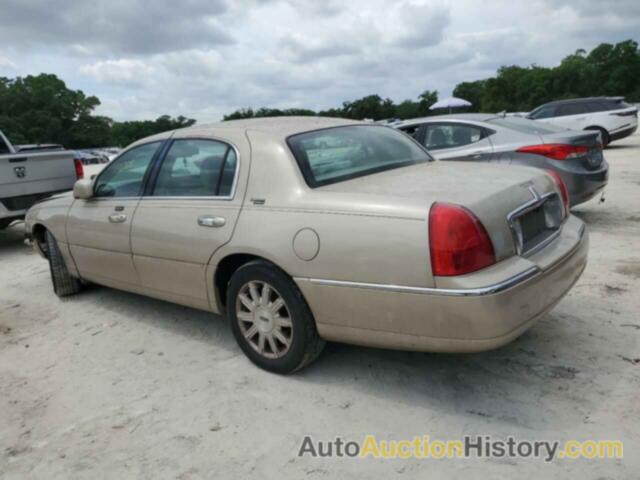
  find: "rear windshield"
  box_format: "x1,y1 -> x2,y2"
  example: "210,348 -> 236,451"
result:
287,125 -> 432,187
487,116 -> 569,135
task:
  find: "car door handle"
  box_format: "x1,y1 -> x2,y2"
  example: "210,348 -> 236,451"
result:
198,215 -> 226,228
108,214 -> 127,223
470,151 -> 484,159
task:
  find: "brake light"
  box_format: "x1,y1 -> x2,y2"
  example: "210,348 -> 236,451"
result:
611,110 -> 637,117
517,144 -> 588,160
429,203 -> 495,276
546,170 -> 570,215
74,158 -> 84,179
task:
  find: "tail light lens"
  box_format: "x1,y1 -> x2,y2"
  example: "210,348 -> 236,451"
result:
611,110 -> 637,117
546,170 -> 569,215
429,203 -> 496,276
517,144 -> 588,160
74,158 -> 84,180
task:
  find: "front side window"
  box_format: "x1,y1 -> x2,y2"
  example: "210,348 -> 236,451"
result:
152,139 -> 236,197
288,125 -> 431,188
94,141 -> 160,197
423,124 -> 484,150
528,106 -> 556,119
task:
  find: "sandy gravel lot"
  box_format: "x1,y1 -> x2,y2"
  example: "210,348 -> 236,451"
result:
1,136 -> 639,479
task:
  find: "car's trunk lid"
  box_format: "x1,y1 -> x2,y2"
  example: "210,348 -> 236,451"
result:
318,161 -> 564,261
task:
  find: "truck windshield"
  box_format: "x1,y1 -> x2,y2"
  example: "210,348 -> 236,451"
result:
288,125 -> 432,187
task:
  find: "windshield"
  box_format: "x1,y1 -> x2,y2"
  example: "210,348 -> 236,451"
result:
287,125 -> 432,187
488,116 -> 569,135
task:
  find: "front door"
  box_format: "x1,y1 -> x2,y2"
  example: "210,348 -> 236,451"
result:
130,136 -> 244,309
66,141 -> 163,289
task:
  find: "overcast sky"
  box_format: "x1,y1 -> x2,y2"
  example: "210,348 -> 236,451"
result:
0,0 -> 638,122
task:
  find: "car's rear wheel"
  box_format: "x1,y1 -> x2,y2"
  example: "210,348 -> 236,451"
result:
226,260 -> 325,373
45,230 -> 82,297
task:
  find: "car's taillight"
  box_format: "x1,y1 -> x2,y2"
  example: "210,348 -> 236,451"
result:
611,110 -> 637,117
546,170 -> 570,215
517,144 -> 588,160
74,158 -> 84,179
428,203 -> 496,277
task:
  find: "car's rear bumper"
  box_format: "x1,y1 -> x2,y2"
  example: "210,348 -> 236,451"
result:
609,123 -> 638,142
295,215 -> 588,353
563,160 -> 609,206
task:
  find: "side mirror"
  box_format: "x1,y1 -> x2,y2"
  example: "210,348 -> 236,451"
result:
73,179 -> 94,199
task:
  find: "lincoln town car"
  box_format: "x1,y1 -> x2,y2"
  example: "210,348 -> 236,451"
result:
25,117 -> 588,373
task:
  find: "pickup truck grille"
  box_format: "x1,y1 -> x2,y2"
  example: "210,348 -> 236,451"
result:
0,191 -> 62,212
508,190 -> 564,256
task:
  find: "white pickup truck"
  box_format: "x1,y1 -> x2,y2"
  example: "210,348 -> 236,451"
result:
0,130 -> 81,229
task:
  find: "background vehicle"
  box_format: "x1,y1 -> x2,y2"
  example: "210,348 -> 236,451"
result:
526,97 -> 638,146
395,114 -> 608,206
25,118 -> 587,373
0,129 -> 81,229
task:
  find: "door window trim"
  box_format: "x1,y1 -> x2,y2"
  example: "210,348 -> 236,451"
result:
143,136 -> 241,201
89,140 -> 166,201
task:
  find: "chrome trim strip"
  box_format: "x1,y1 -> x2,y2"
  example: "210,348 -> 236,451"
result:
299,266 -> 542,297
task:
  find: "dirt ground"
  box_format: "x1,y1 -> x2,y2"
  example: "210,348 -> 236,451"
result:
1,135 -> 639,479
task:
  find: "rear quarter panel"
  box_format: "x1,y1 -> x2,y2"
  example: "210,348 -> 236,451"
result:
207,130 -> 433,304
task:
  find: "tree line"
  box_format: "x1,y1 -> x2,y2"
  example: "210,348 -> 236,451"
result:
0,39 -> 637,149
0,74 -> 195,149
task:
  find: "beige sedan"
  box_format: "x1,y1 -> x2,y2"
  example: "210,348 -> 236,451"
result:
25,117 -> 588,373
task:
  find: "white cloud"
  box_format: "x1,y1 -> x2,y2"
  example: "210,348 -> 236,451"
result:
0,0 -> 638,122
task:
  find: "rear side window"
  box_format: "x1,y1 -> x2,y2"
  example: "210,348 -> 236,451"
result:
423,124 -> 484,150
288,125 -> 431,188
399,125 -> 420,139
585,101 -> 611,112
152,139 -> 237,197
556,103 -> 588,116
601,99 -> 631,110
529,106 -> 556,119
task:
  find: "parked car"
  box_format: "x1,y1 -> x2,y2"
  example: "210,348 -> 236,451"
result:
526,97 -> 638,146
394,114 -> 608,207
0,129 -> 81,229
74,150 -> 103,165
25,117 -> 588,373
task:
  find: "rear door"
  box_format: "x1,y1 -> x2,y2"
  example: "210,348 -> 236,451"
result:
547,103 -> 589,130
421,122 -> 494,161
66,141 -> 162,288
130,134 -> 246,310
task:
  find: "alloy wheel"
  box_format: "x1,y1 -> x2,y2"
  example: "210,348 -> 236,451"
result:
235,280 -> 293,359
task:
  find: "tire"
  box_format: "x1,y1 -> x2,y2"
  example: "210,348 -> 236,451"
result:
45,230 -> 82,297
585,126 -> 609,147
226,260 -> 325,374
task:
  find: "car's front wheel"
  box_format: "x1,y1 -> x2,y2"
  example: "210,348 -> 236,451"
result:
226,260 -> 325,373
45,230 -> 82,297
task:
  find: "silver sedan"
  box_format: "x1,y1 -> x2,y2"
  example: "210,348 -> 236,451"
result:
394,114 -> 609,207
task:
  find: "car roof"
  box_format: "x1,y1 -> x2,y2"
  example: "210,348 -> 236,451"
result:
179,116 -> 363,137
535,96 -> 625,108
128,116 -> 371,150
394,113 -> 500,127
